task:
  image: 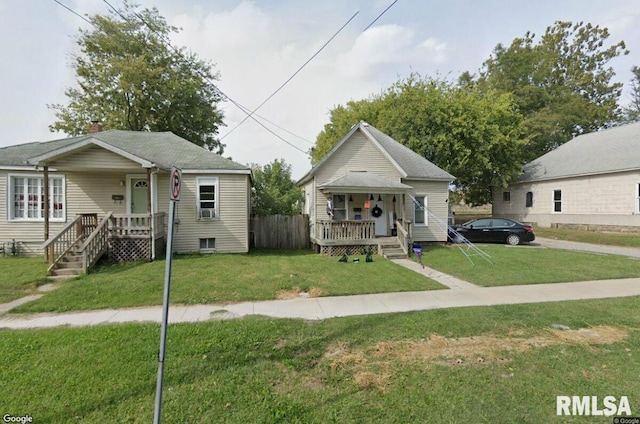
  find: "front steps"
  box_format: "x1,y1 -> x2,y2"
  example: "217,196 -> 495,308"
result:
379,239 -> 408,259
49,253 -> 83,281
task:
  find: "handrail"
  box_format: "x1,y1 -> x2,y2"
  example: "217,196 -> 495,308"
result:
43,215 -> 83,274
80,212 -> 113,273
395,219 -> 410,256
316,220 -> 375,241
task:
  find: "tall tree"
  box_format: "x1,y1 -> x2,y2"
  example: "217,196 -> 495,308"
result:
312,74 -> 527,205
252,159 -> 303,215
477,21 -> 628,161
49,2 -> 225,153
622,66 -> 640,123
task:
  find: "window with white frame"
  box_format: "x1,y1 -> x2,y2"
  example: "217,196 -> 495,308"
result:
197,177 -> 218,219
553,190 -> 562,213
199,238 -> 216,252
414,196 -> 428,225
9,174 -> 65,221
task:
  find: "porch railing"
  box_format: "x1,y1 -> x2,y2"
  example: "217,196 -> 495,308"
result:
42,215 -> 83,274
395,219 -> 411,256
316,220 -> 375,241
80,212 -> 112,273
110,214 -> 165,237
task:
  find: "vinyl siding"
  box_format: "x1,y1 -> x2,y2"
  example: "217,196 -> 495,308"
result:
493,170 -> 640,228
49,145 -> 142,171
157,173 -> 250,254
314,131 -> 403,221
403,179 -> 449,242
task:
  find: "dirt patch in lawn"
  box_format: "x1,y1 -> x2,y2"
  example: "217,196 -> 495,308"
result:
276,287 -> 324,299
325,326 -> 628,390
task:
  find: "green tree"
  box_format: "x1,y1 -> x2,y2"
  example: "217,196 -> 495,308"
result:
49,2 -> 225,153
312,74 -> 527,205
622,66 -> 640,123
252,159 -> 303,215
476,21 -> 628,161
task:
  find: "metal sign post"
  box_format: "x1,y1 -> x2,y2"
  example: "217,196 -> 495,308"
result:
153,167 -> 181,424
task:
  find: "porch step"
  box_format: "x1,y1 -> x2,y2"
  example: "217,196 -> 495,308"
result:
380,244 -> 407,259
51,267 -> 82,277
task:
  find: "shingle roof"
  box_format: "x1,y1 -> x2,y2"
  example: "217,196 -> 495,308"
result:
318,171 -> 413,192
0,130 -> 249,172
297,122 -> 454,185
520,121 -> 640,182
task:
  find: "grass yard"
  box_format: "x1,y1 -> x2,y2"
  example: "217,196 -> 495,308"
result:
12,250 -> 445,313
418,244 -> 640,287
0,256 -> 50,303
535,227 -> 640,248
2,296 -> 639,423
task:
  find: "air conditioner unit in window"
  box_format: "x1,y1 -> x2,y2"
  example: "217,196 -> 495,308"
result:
199,209 -> 215,219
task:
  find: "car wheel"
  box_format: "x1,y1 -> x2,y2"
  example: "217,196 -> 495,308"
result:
506,234 -> 521,246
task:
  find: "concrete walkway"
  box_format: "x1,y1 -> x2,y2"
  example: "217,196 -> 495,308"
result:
2,238 -> 640,329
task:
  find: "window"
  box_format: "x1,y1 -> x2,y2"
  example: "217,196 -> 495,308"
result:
9,174 -> 65,221
196,177 -> 218,219
332,194 -> 346,220
525,191 -> 533,208
553,190 -> 562,213
502,191 -> 511,202
199,238 -> 216,252
637,183 -> 640,214
414,196 -> 428,225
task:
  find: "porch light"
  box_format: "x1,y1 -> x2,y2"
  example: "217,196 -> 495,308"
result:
370,194 -> 374,200
377,195 -> 382,201
349,195 -> 353,202
392,195 -> 396,202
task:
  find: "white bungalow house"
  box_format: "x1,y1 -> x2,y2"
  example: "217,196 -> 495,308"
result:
492,121 -> 640,232
0,127 -> 252,277
297,122 -> 455,257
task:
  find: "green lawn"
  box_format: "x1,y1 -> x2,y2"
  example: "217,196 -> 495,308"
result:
535,227 -> 640,248
2,296 -> 639,423
419,244 -> 640,286
0,256 -> 50,303
12,250 -> 445,313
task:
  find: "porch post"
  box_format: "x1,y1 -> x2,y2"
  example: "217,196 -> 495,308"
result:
147,168 -> 153,261
43,165 -> 50,260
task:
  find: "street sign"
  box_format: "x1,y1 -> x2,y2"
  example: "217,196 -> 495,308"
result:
170,167 -> 182,202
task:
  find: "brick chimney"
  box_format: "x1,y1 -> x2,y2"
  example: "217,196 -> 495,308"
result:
89,120 -> 103,134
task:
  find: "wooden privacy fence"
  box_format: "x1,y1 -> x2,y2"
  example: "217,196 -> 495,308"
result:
250,214 -> 310,249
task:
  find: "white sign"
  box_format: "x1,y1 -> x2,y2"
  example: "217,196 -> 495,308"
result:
170,167 -> 182,202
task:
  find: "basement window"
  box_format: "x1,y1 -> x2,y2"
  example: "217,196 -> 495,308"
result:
199,238 -> 216,253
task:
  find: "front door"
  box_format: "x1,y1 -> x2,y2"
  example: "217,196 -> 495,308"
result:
371,195 -> 387,236
130,178 -> 149,214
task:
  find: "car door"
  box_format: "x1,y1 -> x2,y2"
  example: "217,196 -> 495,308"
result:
489,219 -> 513,242
465,218 -> 493,242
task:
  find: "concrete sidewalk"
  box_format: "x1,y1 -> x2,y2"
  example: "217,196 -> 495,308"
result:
1,277 -> 639,329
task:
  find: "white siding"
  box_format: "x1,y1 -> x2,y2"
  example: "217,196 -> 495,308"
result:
403,180 -> 450,242
314,131 -> 403,221
157,173 -> 250,254
493,170 -> 640,228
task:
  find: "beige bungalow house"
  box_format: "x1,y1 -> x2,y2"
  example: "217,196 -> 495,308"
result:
297,122 -> 455,257
0,128 -> 252,277
492,121 -> 640,232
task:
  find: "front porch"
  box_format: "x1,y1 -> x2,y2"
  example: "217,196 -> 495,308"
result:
43,212 -> 166,279
313,219 -> 412,258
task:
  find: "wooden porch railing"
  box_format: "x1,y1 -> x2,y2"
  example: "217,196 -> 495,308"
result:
80,212 -> 112,273
110,214 -> 154,237
316,220 -> 375,241
42,215 -> 83,274
395,219 -> 411,256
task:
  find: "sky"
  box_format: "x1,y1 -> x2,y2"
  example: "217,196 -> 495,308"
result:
1,0 -> 638,180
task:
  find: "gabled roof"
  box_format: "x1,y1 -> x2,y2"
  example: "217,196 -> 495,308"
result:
519,121 -> 640,182
297,122 -> 454,185
0,130 -> 250,172
318,171 -> 413,193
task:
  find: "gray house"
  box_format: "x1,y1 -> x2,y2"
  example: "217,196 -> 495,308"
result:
0,129 -> 252,276
493,121 -> 640,232
297,122 -> 454,257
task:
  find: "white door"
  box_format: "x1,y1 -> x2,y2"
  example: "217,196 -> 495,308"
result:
130,178 -> 148,214
371,195 -> 387,236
